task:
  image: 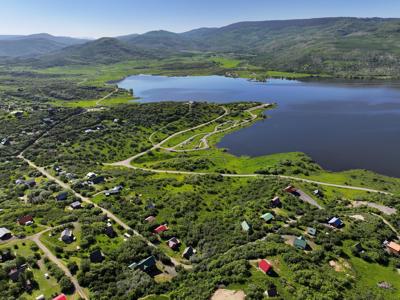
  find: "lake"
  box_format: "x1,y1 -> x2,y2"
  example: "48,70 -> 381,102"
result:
118,75 -> 400,177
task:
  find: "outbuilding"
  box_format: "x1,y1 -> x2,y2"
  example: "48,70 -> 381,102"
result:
0,227 -> 12,240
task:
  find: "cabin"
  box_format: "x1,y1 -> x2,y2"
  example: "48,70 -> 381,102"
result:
261,212 -> 274,222
182,246 -> 195,259
105,226 -> 116,238
0,227 -> 12,240
154,224 -> 168,234
129,255 -> 157,272
24,179 -> 36,188
8,264 -> 27,282
270,196 -> 281,208
307,227 -> 316,236
167,237 -> 181,250
17,215 -> 34,226
386,241 -> 400,256
0,249 -> 13,262
145,215 -> 156,223
258,259 -> 272,274
60,228 -> 74,244
284,185 -> 297,193
70,201 -> 82,210
56,191 -> 68,201
313,189 -> 323,197
293,236 -> 307,250
104,185 -> 123,196
52,294 -> 67,300
353,242 -> 364,254
86,172 -> 97,179
90,176 -> 105,184
241,221 -> 251,232
328,217 -> 344,228
264,285 -> 278,297
90,249 -> 105,263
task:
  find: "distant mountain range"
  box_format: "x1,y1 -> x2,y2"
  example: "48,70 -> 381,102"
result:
3,17 -> 400,76
0,33 -> 89,57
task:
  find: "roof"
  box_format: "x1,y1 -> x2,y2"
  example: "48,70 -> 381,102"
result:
145,216 -> 156,223
18,215 -> 33,225
261,213 -> 274,222
61,228 -> 73,238
167,237 -> 180,248
307,227 -> 316,235
70,201 -> 81,208
0,227 -> 11,237
294,236 -> 307,249
56,191 -> 68,200
259,259 -> 272,273
272,196 -> 280,202
328,217 -> 343,227
90,249 -> 104,263
182,246 -> 195,258
154,224 -> 168,234
129,255 -> 157,271
241,221 -> 250,231
387,241 -> 400,252
52,294 -> 67,300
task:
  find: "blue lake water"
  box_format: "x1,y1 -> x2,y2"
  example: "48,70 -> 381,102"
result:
118,75 -> 400,177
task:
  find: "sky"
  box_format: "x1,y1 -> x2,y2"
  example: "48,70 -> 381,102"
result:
0,0 -> 399,38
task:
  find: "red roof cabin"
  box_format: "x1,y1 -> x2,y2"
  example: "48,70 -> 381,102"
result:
17,215 -> 34,226
52,294 -> 67,300
258,259 -> 272,274
154,224 -> 168,234
386,241 -> 400,256
284,185 -> 297,193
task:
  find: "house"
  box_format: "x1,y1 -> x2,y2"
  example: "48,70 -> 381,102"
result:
1,138 -> 10,145
0,227 -> 12,240
264,285 -> 278,297
104,185 -> 123,196
17,215 -> 34,226
129,255 -> 157,272
24,179 -> 36,188
328,217 -> 344,228
167,237 -> 181,250
90,176 -> 105,184
270,196 -> 281,208
307,227 -> 316,236
241,221 -> 251,232
353,242 -> 364,254
60,228 -> 74,244
105,226 -> 116,238
182,246 -> 195,259
56,191 -> 68,201
261,212 -> 274,222
8,264 -> 27,282
86,172 -> 97,179
90,249 -> 104,263
293,236 -> 307,250
284,185 -> 297,193
145,215 -> 156,223
313,189 -> 323,197
154,224 -> 168,234
52,294 -> 67,300
258,259 -> 272,274
70,201 -> 82,209
386,241 -> 400,255
0,249 -> 13,262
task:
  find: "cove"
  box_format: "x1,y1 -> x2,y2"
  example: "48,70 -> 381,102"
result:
118,75 -> 400,177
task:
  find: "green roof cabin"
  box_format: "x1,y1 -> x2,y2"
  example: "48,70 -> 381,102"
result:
261,213 -> 274,222
293,236 -> 307,250
241,221 -> 250,232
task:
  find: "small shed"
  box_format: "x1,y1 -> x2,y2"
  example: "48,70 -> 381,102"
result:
328,217 -> 343,228
241,221 -> 250,232
167,237 -> 181,250
270,196 -> 281,208
182,246 -> 195,259
261,213 -> 274,222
